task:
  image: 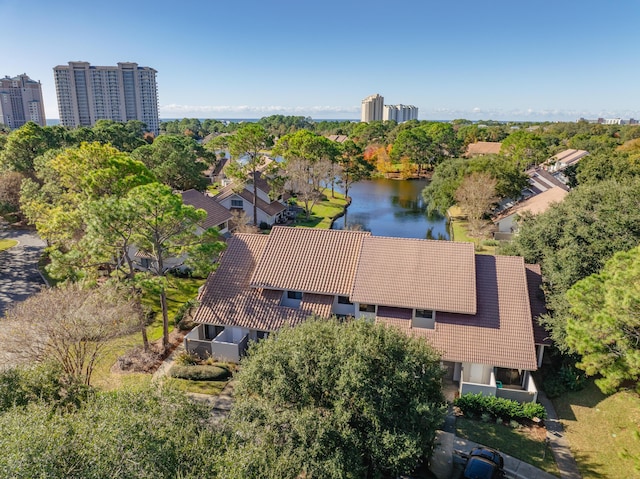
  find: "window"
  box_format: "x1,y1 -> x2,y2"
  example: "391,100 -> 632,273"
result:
287,291 -> 302,300
359,303 -> 375,313
415,309 -> 434,319
231,199 -> 243,208
337,296 -> 352,305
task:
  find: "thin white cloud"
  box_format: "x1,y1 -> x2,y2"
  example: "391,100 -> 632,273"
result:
159,104 -> 360,117
158,103 -> 639,122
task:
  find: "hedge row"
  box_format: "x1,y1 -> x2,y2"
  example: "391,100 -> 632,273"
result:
454,393 -> 547,421
168,365 -> 231,381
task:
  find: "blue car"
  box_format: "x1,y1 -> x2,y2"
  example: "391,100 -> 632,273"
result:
463,447 -> 506,479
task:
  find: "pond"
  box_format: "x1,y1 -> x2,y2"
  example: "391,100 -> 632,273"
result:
331,178 -> 449,240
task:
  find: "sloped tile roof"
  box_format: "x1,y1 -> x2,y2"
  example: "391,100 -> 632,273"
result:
546,149 -> 589,170
525,263 -> 551,346
301,293 -> 334,317
376,255 -> 537,370
181,189 -> 233,229
351,236 -> 477,314
215,184 -> 286,217
250,226 -> 371,296
192,234 -> 309,331
193,227 -> 540,370
493,186 -> 567,223
465,141 -> 502,157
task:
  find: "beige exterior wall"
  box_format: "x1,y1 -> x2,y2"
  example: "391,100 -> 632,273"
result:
361,93 -> 384,122
0,74 -> 46,128
53,61 -> 159,134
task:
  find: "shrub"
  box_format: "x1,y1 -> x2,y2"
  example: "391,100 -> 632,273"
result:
482,239 -> 500,247
542,363 -> 587,398
174,350 -> 201,366
259,221 -> 270,230
169,365 -> 231,381
174,299 -> 198,328
454,393 -> 547,422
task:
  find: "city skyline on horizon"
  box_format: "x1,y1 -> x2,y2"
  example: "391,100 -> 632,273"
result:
3,0 -> 639,123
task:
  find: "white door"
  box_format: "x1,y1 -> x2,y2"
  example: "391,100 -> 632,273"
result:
469,363 -> 484,384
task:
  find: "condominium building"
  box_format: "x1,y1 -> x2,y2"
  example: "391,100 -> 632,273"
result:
383,104 -> 418,123
360,93 -> 384,122
0,74 -> 46,128
53,61 -> 159,134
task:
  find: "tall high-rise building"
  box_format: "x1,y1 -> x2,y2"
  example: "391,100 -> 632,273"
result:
361,93 -> 384,122
0,74 -> 46,128
53,61 -> 159,134
383,104 -> 419,123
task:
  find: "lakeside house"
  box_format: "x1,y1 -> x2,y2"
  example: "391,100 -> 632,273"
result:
493,186 -> 568,240
213,172 -> 287,226
464,141 -> 502,157
185,226 -> 549,403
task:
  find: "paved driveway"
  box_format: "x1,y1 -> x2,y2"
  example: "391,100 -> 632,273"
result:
0,229 -> 46,317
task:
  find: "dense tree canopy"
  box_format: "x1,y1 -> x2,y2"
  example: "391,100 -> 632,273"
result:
0,382 -> 221,479
566,246 -> 640,394
504,178 -> 640,350
225,123 -> 272,225
422,155 -> 528,215
274,130 -> 339,219
132,135 -> 210,191
220,319 -> 446,479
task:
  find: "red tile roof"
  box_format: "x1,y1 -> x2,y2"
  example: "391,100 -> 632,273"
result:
377,255 -> 537,370
351,236 -> 477,314
215,184 -> 286,217
251,226 -> 371,296
193,227 -> 541,370
181,189 -> 233,229
193,234 -> 310,331
465,141 -> 502,157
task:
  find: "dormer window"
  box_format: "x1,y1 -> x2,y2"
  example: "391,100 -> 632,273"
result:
415,309 -> 433,319
359,303 -> 376,313
413,309 -> 435,329
282,290 -> 303,309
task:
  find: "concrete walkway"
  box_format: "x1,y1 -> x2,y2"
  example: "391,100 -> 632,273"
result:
0,229 -> 46,317
431,431 -> 560,479
537,391 -> 582,479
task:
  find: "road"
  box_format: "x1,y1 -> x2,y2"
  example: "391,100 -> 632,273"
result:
0,229 -> 46,317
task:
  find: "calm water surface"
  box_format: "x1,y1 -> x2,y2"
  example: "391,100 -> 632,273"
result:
331,178 -> 449,240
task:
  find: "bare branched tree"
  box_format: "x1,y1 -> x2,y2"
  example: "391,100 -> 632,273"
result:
455,172 -> 498,243
0,283 -> 139,385
230,209 -> 259,233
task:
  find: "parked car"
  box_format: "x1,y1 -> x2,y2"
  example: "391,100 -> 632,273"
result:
462,447 -> 506,479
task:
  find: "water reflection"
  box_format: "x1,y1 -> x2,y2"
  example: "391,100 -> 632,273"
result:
332,178 -> 449,240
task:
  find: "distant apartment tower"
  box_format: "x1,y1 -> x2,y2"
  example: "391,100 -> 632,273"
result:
0,74 -> 46,128
383,104 -> 418,123
53,61 -> 159,134
361,93 -> 384,122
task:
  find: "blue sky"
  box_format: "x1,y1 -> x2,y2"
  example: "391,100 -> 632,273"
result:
3,0 -> 639,121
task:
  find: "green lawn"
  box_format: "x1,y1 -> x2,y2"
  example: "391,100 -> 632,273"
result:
139,276 -> 205,339
0,239 -> 18,251
553,380 -> 640,478
456,417 -> 559,476
293,189 -> 348,229
447,206 -> 497,255
165,378 -> 229,395
91,276 -> 205,390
